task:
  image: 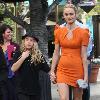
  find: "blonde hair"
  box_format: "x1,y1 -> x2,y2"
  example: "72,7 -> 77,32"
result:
21,40 -> 44,65
63,4 -> 77,14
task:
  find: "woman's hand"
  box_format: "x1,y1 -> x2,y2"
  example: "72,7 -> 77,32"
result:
84,75 -> 88,83
21,51 -> 30,59
49,70 -> 56,84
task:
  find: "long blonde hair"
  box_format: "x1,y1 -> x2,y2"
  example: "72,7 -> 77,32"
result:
21,40 -> 44,64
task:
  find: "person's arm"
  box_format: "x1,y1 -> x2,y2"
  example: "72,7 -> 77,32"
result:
11,51 -> 30,72
50,26 -> 61,83
81,29 -> 90,82
81,46 -> 88,82
51,44 -> 60,72
11,56 -> 25,72
50,44 -> 60,82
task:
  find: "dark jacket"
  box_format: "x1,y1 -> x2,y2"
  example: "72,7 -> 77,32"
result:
0,46 -> 8,82
13,51 -> 50,95
10,42 -> 20,52
4,42 -> 20,78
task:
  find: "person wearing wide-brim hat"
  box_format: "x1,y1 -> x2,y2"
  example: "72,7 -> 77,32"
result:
11,33 -> 50,100
22,33 -> 52,100
22,33 -> 39,42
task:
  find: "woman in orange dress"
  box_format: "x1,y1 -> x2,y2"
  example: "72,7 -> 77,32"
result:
50,4 -> 89,100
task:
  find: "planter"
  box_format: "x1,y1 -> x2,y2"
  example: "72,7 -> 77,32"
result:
89,64 -> 100,83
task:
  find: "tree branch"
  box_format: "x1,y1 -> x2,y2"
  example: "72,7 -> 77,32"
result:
0,0 -> 29,29
21,11 -> 30,20
41,0 -> 48,23
48,0 -> 61,15
41,0 -> 48,13
4,9 -> 29,29
0,0 -> 6,6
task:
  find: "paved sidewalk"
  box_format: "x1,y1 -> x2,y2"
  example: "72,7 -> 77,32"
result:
90,69 -> 100,100
51,69 -> 100,100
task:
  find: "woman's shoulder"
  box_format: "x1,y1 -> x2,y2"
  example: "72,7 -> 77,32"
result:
76,27 -> 90,41
54,24 -> 67,36
75,27 -> 89,36
76,27 -> 89,33
55,24 -> 67,31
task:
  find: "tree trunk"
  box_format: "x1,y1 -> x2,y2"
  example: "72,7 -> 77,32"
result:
29,0 -> 51,100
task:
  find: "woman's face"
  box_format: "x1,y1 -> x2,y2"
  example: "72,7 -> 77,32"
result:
3,28 -> 12,41
63,7 -> 76,24
24,36 -> 36,50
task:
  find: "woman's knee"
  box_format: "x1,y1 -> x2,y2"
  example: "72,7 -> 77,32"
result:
57,83 -> 69,100
59,90 -> 69,100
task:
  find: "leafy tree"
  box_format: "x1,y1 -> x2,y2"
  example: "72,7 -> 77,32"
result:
0,0 -> 62,56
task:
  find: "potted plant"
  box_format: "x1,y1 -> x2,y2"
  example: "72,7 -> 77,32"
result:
89,58 -> 100,83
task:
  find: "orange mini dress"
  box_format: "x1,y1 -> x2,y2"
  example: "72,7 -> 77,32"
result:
54,26 -> 89,87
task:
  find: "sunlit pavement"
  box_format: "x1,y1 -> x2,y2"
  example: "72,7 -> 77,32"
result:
90,69 -> 100,100
51,69 -> 100,100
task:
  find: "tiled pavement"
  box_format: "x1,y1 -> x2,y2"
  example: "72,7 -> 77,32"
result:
90,69 -> 100,100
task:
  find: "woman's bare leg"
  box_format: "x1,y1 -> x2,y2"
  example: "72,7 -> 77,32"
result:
57,83 -> 69,100
73,87 -> 83,100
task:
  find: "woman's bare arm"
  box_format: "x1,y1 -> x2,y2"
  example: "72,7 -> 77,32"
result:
51,44 -> 60,72
81,46 -> 88,82
11,57 -> 25,72
50,44 -> 60,83
11,51 -> 30,72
